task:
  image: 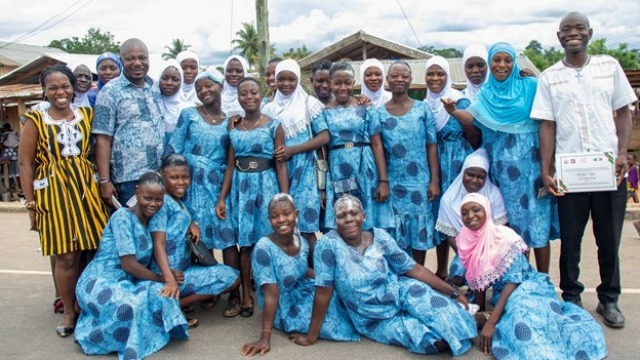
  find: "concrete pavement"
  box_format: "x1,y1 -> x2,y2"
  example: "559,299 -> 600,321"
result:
1,210 -> 639,359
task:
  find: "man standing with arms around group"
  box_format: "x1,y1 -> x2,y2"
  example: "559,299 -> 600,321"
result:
531,12 -> 637,328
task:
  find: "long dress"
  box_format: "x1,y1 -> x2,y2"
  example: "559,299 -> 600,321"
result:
378,101 -> 437,251
314,105 -> 394,230
75,208 -> 188,360
166,108 -> 236,250
484,253 -> 607,360
229,118 -> 282,247
252,235 -> 359,341
481,126 -> 559,247
149,194 -> 239,296
314,229 -> 477,356
21,108 -> 108,256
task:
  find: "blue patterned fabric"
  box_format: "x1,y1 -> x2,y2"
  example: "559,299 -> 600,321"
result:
282,117 -> 322,233
481,125 -> 559,247
149,195 -> 239,296
75,208 -> 188,360
93,75 -> 165,183
378,101 -> 438,250
314,229 -> 477,356
252,236 -> 359,341
486,253 -> 607,360
314,106 -> 394,230
166,108 -> 236,250
229,119 -> 282,247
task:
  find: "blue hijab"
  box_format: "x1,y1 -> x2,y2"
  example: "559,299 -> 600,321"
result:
95,52 -> 122,90
467,42 -> 538,134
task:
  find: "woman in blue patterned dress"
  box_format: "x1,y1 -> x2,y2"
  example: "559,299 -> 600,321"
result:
444,42 -> 557,273
377,60 -> 439,266
263,60 -> 328,259
457,193 -> 606,359
217,77 -> 289,317
290,195 -> 477,356
166,70 -> 242,312
150,154 -> 239,328
314,62 -> 393,231
75,172 -> 188,360
241,194 -> 358,356
424,56 -> 481,279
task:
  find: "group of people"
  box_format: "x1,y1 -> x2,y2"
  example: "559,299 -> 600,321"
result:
16,11 -> 634,359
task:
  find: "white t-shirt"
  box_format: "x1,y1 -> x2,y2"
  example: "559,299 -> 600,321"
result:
530,54 -> 637,155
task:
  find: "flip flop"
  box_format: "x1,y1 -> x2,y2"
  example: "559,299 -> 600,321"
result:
53,298 -> 64,314
240,296 -> 254,318
200,295 -> 220,310
223,298 -> 241,318
185,315 -> 199,329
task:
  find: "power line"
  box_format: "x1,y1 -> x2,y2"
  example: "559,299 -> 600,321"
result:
0,0 -> 96,49
396,0 -> 422,48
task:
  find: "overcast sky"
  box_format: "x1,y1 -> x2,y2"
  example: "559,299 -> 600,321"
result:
1,0 -> 638,66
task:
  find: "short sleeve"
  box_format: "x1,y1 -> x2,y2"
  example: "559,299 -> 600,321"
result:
165,109 -> 190,155
611,59 -> 638,110
313,111 -> 329,134
376,229 -> 416,274
92,85 -> 117,136
313,236 -> 337,288
366,107 -> 382,136
112,210 -> 137,257
457,98 -> 471,110
422,103 -> 437,144
252,239 -> 278,286
530,73 -> 556,122
500,253 -> 529,285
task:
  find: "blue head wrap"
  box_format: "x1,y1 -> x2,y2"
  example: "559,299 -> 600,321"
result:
95,52 -> 122,90
467,42 -> 538,134
195,68 -> 224,85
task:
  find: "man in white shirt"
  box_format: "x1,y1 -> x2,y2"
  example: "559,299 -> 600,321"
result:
531,12 -> 637,328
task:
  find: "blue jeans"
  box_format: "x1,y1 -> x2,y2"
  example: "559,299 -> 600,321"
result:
115,181 -> 137,207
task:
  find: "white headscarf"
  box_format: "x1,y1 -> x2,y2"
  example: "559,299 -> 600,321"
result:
435,148 -> 507,237
424,56 -> 465,132
262,59 -> 324,138
157,59 -> 188,133
221,55 -> 250,117
176,50 -> 200,105
360,58 -> 391,108
462,44 -> 488,102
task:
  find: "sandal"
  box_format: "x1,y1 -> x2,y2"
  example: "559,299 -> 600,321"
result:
223,297 -> 241,318
182,305 -> 195,313
240,296 -> 254,318
185,315 -> 199,329
200,295 -> 220,310
53,297 -> 64,314
474,311 -> 491,329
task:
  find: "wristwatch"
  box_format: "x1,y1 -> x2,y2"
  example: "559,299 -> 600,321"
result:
450,290 -> 460,299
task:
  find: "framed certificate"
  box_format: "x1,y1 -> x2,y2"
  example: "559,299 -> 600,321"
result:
555,151 -> 617,193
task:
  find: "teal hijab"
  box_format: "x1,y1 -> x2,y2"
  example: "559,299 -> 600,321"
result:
468,42 -> 538,134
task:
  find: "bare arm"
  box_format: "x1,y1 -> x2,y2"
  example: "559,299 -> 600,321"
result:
291,130 -> 330,155
539,120 -> 561,196
479,283 -> 518,355
370,134 -> 390,202
95,134 -> 116,205
120,255 -> 164,282
18,119 -> 37,230
426,143 -> 440,201
151,232 -> 179,298
614,106 -> 633,185
289,286 -> 333,346
442,98 -> 475,126
215,145 -> 235,220
405,264 -> 468,308
274,125 -> 289,193
241,283 -> 279,356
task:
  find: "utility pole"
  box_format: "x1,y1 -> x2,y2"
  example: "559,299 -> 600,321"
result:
256,0 -> 270,75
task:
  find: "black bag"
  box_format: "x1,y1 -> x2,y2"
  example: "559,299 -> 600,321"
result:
187,236 -> 218,266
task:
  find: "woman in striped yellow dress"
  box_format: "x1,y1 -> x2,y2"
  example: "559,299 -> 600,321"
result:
18,65 -> 108,337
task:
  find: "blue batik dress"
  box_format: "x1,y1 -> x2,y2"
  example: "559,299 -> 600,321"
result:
229,118 -> 282,247
314,105 -> 394,230
75,208 -> 188,360
149,194 -> 239,296
252,235 -> 359,340
481,127 -> 559,248
378,101 -> 438,251
166,108 -> 236,250
314,229 -> 477,356
485,253 -> 607,360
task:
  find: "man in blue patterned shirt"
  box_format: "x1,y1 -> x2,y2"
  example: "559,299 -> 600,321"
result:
93,38 -> 165,206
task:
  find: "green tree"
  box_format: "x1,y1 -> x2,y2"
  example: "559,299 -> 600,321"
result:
48,28 -> 120,54
419,46 -> 462,58
281,45 -> 312,60
232,22 -> 260,68
162,38 -> 191,60
589,39 -> 640,69
525,40 -> 543,54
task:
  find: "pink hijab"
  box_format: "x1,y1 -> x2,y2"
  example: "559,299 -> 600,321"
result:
456,193 -> 528,291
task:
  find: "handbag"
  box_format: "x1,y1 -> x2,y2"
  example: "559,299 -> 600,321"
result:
187,236 -> 218,266
306,96 -> 328,190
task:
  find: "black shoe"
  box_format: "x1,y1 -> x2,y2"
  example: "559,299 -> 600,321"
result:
596,302 -> 625,328
564,297 -> 583,308
56,324 -> 75,338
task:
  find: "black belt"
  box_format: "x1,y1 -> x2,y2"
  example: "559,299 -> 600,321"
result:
330,142 -> 367,150
235,156 -> 274,172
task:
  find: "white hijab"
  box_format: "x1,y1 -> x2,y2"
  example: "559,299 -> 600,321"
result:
221,55 -> 250,117
360,58 -> 391,108
462,44 -> 488,102
424,56 -> 465,132
176,50 -> 200,105
158,59 -> 188,133
435,148 -> 508,237
262,59 -> 324,138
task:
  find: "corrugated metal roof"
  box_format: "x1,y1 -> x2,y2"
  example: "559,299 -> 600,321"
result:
0,41 -> 66,66
0,84 -> 41,100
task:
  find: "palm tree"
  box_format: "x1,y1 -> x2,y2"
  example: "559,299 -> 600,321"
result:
232,22 -> 259,68
162,38 -> 192,60
282,45 -> 312,60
